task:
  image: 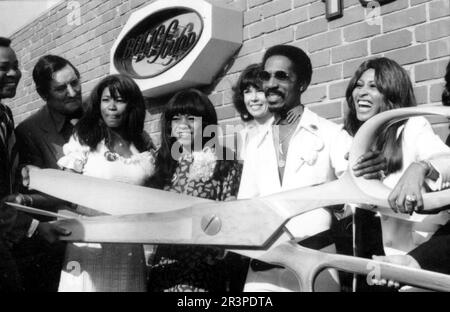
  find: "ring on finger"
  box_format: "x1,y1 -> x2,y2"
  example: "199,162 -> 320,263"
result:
405,194 -> 417,202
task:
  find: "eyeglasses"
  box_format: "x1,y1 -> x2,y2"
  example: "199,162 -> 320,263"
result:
258,70 -> 291,82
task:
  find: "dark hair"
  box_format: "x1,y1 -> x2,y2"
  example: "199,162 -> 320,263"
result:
443,60 -> 450,106
149,88 -> 233,188
262,45 -> 312,91
75,74 -> 148,152
0,37 -> 11,47
232,64 -> 263,122
32,55 -> 80,100
344,57 -> 417,175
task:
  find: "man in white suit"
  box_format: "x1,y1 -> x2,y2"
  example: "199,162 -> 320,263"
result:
238,45 -> 385,291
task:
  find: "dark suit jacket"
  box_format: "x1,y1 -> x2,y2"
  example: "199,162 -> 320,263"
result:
12,105 -> 70,227
12,105 -> 69,291
15,105 -> 68,169
409,221 -> 450,275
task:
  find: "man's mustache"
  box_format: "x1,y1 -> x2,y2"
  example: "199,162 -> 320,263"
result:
265,88 -> 284,99
64,95 -> 82,101
2,79 -> 19,85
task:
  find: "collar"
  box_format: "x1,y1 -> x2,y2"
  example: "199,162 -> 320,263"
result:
273,105 -> 303,126
296,107 -> 321,134
256,107 -> 321,147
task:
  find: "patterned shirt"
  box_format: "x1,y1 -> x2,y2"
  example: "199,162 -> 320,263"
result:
148,152 -> 248,292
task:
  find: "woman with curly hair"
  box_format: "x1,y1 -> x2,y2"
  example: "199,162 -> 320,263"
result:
57,74 -> 156,292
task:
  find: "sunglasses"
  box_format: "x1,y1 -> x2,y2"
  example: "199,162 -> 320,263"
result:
258,70 -> 291,82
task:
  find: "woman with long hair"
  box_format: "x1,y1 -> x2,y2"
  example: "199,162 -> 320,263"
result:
370,59 -> 450,282
57,74 -> 156,291
147,88 -> 247,292
344,57 -> 450,265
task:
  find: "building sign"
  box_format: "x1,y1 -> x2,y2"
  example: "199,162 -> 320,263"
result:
114,9 -> 203,79
110,0 -> 242,98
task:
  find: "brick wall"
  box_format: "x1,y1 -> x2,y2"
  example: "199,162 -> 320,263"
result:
5,0 -> 450,144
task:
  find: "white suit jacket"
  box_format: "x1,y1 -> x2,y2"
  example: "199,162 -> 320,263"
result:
238,107 -> 352,239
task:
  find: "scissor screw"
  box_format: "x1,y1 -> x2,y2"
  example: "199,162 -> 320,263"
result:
201,214 -> 222,236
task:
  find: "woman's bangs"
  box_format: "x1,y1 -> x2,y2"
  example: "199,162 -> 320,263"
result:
241,77 -> 262,92
107,81 -> 126,102
166,96 -> 206,120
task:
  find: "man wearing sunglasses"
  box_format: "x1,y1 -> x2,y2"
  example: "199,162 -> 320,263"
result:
238,45 -> 385,292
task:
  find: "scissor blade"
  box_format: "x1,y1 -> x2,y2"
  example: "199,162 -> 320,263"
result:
28,167 -> 211,215
5,202 -> 73,220
54,198 -> 286,248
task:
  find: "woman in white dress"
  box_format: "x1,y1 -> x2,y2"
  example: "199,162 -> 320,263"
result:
344,58 -> 450,277
368,59 -> 450,285
56,74 -> 156,291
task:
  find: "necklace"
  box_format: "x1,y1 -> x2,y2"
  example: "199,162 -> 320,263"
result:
104,130 -> 130,161
274,123 -> 297,168
274,125 -> 295,167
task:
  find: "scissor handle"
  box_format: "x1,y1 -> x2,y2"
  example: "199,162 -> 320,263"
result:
258,242 -> 450,292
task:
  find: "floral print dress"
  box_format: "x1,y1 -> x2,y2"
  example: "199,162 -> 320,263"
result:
148,148 -> 248,292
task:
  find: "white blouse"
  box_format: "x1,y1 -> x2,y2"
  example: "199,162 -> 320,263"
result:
57,135 -> 155,185
56,134 -> 156,292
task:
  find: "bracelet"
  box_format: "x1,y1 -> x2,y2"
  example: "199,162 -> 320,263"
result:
416,160 -> 438,180
415,160 -> 431,176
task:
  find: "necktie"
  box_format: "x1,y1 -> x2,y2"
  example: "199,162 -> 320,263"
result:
61,118 -> 74,142
0,104 -> 16,195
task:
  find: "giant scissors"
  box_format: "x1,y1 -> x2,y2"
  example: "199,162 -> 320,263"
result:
18,107 -> 450,291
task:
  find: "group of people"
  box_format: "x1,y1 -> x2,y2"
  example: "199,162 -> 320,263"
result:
234,47 -> 450,291
0,34 -> 449,292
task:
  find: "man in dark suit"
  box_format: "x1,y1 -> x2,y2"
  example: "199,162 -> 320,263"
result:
10,55 -> 81,292
0,36 -> 23,291
16,55 -> 83,169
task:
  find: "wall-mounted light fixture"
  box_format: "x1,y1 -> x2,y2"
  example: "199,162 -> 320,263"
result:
322,0 -> 343,21
359,0 -> 396,6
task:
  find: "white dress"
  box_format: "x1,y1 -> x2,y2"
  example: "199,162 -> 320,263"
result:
56,135 -> 155,292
